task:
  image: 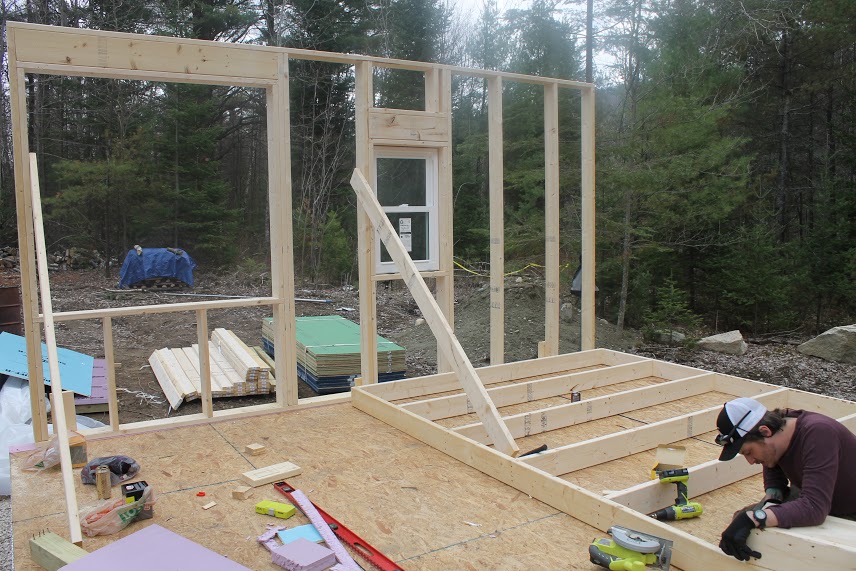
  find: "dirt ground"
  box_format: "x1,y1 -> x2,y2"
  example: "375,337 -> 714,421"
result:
2,267 -> 854,426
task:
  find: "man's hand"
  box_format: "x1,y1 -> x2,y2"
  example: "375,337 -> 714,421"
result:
719,512 -> 762,561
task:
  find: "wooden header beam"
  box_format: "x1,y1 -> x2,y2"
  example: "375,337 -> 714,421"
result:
7,22 -> 592,88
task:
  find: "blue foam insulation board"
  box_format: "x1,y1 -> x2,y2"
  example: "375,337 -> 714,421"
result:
0,332 -> 94,396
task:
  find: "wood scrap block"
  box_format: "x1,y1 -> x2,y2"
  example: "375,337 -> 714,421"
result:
241,461 -> 302,487
202,501 -> 217,510
29,531 -> 88,571
245,443 -> 266,456
232,486 -> 253,500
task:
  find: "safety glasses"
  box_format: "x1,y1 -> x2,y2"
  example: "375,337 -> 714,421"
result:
715,409 -> 751,446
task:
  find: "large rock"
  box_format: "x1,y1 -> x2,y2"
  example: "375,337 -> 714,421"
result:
697,330 -> 748,355
797,325 -> 856,364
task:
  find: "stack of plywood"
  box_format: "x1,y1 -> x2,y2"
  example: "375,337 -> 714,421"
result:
262,315 -> 406,393
149,329 -> 274,409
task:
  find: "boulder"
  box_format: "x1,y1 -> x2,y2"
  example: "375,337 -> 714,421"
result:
559,302 -> 577,324
698,330 -> 748,356
797,325 -> 856,364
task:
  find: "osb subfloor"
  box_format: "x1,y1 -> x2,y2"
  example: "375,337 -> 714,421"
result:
10,402 -> 698,570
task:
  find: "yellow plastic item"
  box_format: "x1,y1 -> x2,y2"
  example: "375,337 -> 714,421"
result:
255,500 -> 296,519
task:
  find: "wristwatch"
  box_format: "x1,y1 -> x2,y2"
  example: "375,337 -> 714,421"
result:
753,508 -> 768,529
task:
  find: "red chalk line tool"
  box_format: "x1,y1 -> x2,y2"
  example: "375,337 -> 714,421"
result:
273,481 -> 403,571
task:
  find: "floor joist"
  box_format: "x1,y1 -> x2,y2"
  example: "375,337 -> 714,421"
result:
352,353 -> 856,571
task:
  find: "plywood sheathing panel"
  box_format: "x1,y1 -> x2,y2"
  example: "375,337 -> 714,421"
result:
10,403 -> 628,570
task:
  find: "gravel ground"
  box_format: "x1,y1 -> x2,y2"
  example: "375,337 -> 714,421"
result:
1,496 -> 11,570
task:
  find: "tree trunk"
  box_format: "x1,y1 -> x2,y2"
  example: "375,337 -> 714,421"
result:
616,192 -> 632,332
776,28 -> 792,242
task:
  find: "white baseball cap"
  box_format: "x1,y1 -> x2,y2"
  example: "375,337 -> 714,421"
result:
715,397 -> 767,461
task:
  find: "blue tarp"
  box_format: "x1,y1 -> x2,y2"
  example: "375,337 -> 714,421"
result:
118,247 -> 197,288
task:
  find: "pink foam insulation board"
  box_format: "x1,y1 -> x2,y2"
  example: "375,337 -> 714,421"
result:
271,537 -> 336,571
62,524 -> 253,570
73,358 -> 109,411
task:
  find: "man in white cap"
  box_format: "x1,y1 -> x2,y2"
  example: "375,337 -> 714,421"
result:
715,397 -> 856,561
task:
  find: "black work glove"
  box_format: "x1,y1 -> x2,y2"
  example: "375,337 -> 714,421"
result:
719,512 -> 762,561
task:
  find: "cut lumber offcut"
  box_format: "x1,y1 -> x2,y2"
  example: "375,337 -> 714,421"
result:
232,486 -> 254,500
242,461 -> 302,487
350,168 -> 519,457
29,531 -> 88,571
245,443 -> 266,456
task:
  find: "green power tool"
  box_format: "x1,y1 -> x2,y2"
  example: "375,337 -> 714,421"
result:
589,526 -> 673,571
649,468 -> 703,521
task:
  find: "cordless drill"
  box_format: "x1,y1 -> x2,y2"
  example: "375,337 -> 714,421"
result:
650,468 -> 703,521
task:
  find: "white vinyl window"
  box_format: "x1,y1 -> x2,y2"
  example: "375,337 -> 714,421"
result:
373,147 -> 439,274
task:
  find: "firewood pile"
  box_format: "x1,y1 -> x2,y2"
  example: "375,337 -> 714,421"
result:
0,246 -> 106,270
0,247 -> 17,269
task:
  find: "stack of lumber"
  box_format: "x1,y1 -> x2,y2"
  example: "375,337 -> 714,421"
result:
262,315 -> 406,394
149,329 -> 274,409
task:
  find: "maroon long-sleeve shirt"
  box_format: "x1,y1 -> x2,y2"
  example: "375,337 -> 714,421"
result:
764,409 -> 856,528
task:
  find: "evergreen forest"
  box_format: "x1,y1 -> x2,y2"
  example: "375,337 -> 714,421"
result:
1,0 -> 855,336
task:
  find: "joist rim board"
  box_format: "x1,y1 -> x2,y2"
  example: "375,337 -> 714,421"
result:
748,519 -> 856,569
402,360 -> 658,421
520,388 -> 790,476
351,386 -> 781,571
456,373 -> 717,445
757,516 -> 856,549
7,23 -> 593,89
358,349 -> 650,400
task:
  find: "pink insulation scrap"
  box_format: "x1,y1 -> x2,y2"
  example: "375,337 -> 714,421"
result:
257,524 -> 288,552
271,537 -> 337,571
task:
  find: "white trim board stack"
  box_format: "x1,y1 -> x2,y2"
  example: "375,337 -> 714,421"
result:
149,330 -> 274,409
351,349 -> 856,571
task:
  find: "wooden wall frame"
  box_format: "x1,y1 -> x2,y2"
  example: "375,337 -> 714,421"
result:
8,21 -> 596,440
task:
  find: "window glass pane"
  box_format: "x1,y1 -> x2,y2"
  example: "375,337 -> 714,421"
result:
380,213 -> 429,262
377,158 -> 427,206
